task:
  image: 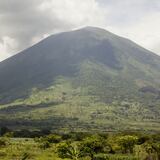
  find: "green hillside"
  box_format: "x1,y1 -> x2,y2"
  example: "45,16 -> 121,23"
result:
0,27 -> 160,132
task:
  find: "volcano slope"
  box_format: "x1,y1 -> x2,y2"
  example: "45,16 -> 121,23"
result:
0,27 -> 160,132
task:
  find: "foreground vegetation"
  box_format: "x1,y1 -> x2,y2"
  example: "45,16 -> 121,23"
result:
0,130 -> 160,160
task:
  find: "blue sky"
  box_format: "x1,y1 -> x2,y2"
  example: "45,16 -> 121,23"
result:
0,0 -> 160,61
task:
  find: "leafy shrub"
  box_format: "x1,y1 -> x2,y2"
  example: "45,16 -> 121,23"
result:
45,134 -> 62,143
106,154 -> 138,160
57,142 -> 81,160
21,152 -> 31,160
39,141 -> 51,149
117,135 -> 138,153
0,151 -> 7,157
134,142 -> 160,160
78,135 -> 108,159
35,134 -> 62,149
0,138 -> 7,147
93,154 -> 109,160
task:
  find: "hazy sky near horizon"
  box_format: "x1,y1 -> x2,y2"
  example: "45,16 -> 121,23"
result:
0,0 -> 160,61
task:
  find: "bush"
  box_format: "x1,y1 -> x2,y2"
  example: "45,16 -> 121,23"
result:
0,138 -> 7,147
21,152 -> 31,160
39,141 -> 51,149
45,134 -> 62,143
79,135 -> 106,159
0,127 -> 10,136
134,142 -> 160,160
93,154 -> 109,160
117,135 -> 138,153
106,154 -> 138,160
0,151 -> 7,157
35,134 -> 62,149
57,142 -> 81,159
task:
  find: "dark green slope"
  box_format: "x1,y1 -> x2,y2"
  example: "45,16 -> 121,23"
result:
0,27 -> 160,131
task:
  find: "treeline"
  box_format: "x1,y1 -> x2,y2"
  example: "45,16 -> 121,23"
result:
34,132 -> 160,160
0,126 -> 51,137
0,127 -> 160,160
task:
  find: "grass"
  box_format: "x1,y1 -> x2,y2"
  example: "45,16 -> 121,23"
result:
0,138 -> 60,160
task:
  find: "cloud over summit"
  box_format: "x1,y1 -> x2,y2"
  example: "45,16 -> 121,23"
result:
0,0 -> 160,61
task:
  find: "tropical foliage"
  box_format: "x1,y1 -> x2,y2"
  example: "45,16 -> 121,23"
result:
0,131 -> 160,160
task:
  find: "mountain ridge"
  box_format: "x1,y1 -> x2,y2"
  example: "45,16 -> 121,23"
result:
0,26 -> 160,132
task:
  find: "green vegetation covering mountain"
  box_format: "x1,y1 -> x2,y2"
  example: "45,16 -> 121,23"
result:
0,27 -> 160,132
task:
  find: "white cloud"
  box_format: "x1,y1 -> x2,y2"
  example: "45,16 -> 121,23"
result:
38,0 -> 107,28
0,36 -> 19,61
0,0 -> 160,61
108,12 -> 160,55
0,0 -> 107,61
